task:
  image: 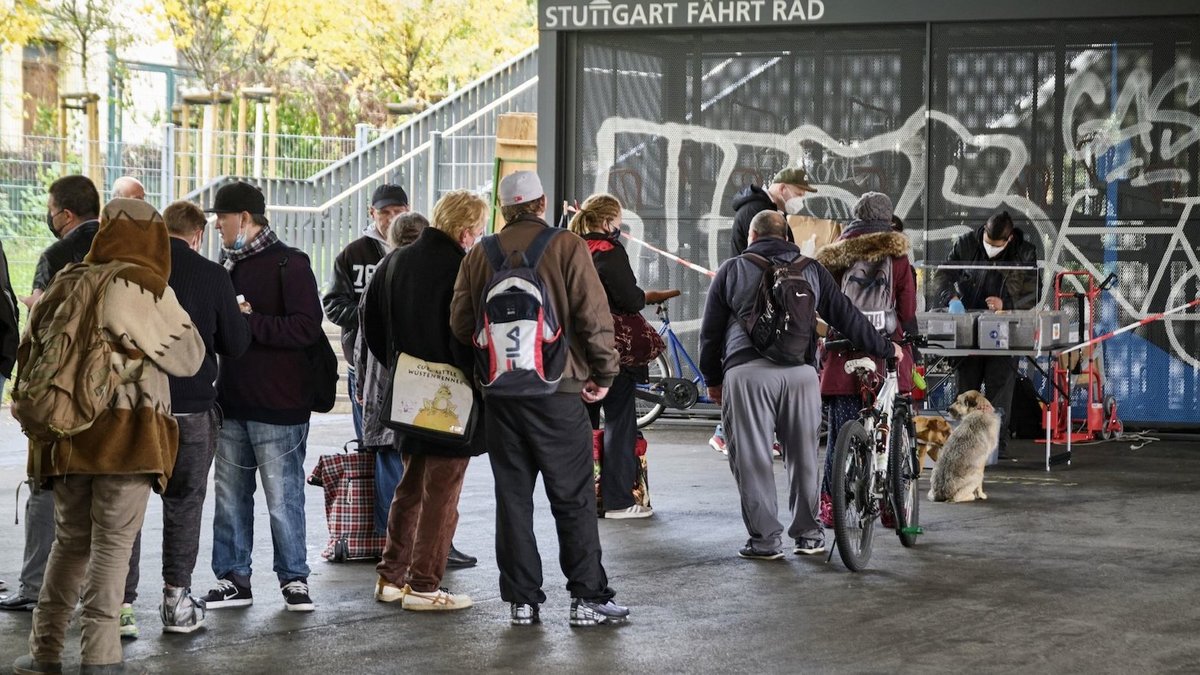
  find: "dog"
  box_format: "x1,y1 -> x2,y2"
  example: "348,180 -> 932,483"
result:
914,415 -> 952,470
928,390 -> 1000,503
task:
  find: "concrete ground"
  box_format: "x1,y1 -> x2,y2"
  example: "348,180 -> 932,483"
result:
0,411 -> 1198,674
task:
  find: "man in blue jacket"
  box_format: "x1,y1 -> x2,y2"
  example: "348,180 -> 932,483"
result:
700,211 -> 899,560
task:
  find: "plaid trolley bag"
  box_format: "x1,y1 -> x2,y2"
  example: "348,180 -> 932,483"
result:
307,440 -> 387,562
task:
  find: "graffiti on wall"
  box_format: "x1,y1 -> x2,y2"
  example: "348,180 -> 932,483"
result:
590,59 -> 1200,374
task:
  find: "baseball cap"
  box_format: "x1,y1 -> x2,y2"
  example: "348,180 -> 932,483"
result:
205,181 -> 266,215
771,167 -> 818,193
498,171 -> 544,207
371,183 -> 409,209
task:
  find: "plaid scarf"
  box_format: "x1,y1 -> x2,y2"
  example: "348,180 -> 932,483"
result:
222,226 -> 280,270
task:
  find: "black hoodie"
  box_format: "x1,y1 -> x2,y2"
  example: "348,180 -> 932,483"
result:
729,184 -> 793,256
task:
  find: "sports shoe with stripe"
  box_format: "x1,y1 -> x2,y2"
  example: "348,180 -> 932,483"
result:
281,579 -> 314,612
202,575 -> 252,609
569,598 -> 630,627
401,587 -> 472,611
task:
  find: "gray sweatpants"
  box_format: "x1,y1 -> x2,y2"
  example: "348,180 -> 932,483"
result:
19,489 -> 56,599
723,358 -> 822,551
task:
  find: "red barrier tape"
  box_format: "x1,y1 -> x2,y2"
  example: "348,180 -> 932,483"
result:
620,232 -> 716,278
1057,297 -> 1200,355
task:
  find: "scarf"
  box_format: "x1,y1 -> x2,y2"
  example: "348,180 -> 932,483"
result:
223,226 -> 280,271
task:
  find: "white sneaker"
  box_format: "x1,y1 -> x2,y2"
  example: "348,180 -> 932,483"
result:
604,504 -> 654,519
401,587 -> 472,611
374,577 -> 407,603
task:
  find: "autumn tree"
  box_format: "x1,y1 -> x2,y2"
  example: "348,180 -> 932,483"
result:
0,0 -> 41,46
34,0 -> 124,85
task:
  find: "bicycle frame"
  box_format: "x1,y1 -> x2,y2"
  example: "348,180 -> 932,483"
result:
638,303 -> 712,408
851,360 -> 901,505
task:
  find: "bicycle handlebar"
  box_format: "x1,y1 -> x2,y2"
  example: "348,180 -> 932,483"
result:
824,333 -> 927,354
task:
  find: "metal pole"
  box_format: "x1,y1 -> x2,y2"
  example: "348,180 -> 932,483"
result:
428,131 -> 442,211
161,123 -> 175,204
355,123 -> 371,237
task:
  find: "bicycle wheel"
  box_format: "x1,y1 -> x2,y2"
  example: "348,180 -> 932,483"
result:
635,353 -> 671,429
831,420 -> 875,571
888,406 -> 920,548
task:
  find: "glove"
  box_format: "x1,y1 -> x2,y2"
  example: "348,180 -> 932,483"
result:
948,298 -> 966,314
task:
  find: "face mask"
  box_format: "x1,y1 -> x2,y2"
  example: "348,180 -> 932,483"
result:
46,210 -> 62,239
784,196 -> 806,215
983,241 -> 1007,258
232,229 -> 247,250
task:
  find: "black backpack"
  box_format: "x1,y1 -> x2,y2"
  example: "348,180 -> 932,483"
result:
740,253 -> 817,365
280,252 -> 339,413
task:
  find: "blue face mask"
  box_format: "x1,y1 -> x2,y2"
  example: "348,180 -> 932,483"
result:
232,229 -> 247,250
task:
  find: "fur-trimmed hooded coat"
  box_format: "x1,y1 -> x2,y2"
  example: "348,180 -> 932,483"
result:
815,223 -> 916,396
26,199 -> 205,492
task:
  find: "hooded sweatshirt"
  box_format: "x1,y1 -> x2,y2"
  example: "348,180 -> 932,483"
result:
729,184 -> 794,256
28,198 -> 205,491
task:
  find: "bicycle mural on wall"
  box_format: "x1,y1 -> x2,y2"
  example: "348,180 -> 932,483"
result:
584,51 -> 1200,424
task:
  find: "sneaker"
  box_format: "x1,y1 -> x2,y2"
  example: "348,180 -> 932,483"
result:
401,587 -> 472,611
281,579 -> 314,612
202,576 -> 252,609
374,576 -> 407,603
12,654 -> 62,674
0,594 -> 38,611
604,504 -> 653,519
738,544 -> 785,561
119,604 -> 138,640
819,491 -> 834,529
160,587 -> 205,634
708,433 -> 727,455
794,533 -> 826,555
569,598 -> 630,627
772,441 -> 782,459
510,602 -> 540,626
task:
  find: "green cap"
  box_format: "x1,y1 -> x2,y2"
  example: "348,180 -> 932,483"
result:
771,167 -> 818,193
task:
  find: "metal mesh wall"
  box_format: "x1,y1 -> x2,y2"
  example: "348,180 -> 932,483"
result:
568,15 -> 1200,424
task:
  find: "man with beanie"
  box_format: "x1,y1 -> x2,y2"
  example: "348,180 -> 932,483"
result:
14,198 -> 204,675
451,171 -> 630,627
3,175 -> 102,614
201,181 -> 324,613
934,210 -> 1039,454
323,183 -> 408,439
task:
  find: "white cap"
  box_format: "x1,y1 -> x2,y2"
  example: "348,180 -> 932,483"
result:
498,171 -> 544,207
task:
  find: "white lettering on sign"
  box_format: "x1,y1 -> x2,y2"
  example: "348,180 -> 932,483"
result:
543,0 -> 819,30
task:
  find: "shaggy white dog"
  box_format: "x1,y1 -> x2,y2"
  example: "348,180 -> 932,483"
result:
928,391 -> 1000,503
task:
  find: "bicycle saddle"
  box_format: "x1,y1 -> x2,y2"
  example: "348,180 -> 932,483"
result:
844,357 -> 877,374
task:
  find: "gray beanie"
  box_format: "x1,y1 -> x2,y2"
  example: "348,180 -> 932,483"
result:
853,191 -> 893,222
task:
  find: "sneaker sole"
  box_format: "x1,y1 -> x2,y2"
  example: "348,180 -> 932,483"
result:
604,510 -> 653,519
162,620 -> 205,634
511,617 -> 540,626
738,551 -> 785,560
569,615 -> 627,627
375,591 -> 406,603
205,598 -> 252,609
402,600 -> 473,611
794,547 -> 826,555
119,631 -> 138,640
285,602 -> 315,612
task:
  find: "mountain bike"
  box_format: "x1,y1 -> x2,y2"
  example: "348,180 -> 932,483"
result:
826,334 -> 926,572
634,299 -> 713,428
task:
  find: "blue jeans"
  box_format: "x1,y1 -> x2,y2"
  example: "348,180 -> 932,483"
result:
212,419 -> 311,584
347,368 -> 364,441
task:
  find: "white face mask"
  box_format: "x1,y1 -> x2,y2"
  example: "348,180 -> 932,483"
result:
983,241 -> 1007,258
784,196 -> 806,215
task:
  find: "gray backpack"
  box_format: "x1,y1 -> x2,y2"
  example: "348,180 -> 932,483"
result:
841,256 -> 897,334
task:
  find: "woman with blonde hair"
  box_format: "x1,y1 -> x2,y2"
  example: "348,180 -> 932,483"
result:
570,193 -> 676,519
360,190 -> 488,610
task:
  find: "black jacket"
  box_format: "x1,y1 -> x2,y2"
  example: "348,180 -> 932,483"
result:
582,232 -> 646,314
323,230 -> 388,362
33,219 -> 99,291
0,241 -> 18,378
934,226 -> 1039,310
730,185 -> 793,256
361,227 -> 484,458
167,238 -> 252,413
700,237 -> 891,386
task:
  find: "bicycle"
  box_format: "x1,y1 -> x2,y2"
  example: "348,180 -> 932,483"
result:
826,334 -> 926,572
634,298 -> 714,428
